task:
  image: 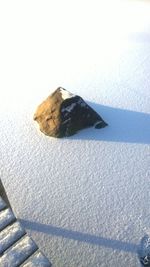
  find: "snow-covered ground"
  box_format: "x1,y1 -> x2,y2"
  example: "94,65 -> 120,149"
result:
0,0 -> 150,266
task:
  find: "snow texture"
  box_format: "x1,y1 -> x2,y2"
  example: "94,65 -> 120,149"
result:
61,103 -> 77,113
60,88 -> 75,100
61,99 -> 86,113
0,0 -> 150,266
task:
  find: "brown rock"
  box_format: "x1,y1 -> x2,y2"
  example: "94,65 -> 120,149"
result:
34,87 -> 108,138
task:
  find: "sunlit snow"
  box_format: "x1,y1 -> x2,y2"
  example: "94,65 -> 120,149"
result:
0,0 -> 150,266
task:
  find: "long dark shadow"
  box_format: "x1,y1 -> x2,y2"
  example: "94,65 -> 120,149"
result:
67,102 -> 150,144
20,219 -> 139,254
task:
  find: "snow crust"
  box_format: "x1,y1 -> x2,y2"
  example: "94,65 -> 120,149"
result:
0,0 -> 150,266
60,88 -> 75,100
61,103 -> 77,113
61,99 -> 86,113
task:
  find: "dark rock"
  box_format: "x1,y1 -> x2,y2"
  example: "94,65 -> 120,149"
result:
139,235 -> 150,266
34,87 -> 108,138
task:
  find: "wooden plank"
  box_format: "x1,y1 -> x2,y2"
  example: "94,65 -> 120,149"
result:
0,197 -> 7,211
21,250 -> 52,267
0,179 -> 11,208
0,235 -> 38,267
0,208 -> 16,231
0,197 -> 52,266
0,221 -> 26,254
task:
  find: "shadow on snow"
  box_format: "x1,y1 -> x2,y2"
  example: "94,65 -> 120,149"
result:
20,219 -> 138,254
66,102 -> 150,144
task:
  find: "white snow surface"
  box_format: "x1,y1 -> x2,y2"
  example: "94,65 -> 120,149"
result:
60,88 -> 75,100
0,0 -> 150,266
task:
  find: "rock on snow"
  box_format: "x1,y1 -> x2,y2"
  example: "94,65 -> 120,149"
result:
34,87 -> 107,138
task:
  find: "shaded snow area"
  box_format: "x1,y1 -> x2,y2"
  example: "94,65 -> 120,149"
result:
0,0 -> 150,266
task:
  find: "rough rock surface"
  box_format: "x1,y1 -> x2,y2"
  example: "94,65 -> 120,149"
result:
34,87 -> 108,138
139,235 -> 150,266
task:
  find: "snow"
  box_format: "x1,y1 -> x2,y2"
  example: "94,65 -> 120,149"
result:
0,0 -> 150,266
61,98 -> 87,113
62,103 -> 77,113
60,88 -> 75,100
